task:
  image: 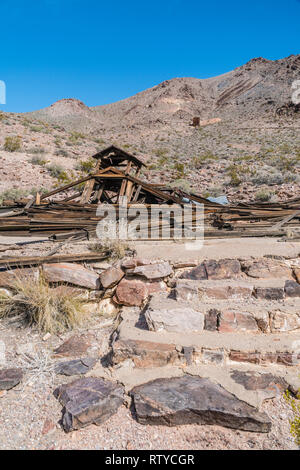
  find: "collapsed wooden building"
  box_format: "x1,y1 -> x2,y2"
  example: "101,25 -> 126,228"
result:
0,145 -> 300,240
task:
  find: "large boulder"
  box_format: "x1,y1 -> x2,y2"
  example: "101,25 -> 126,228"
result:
130,375 -> 271,432
54,377 -> 124,432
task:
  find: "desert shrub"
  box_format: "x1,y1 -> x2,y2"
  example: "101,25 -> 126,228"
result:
250,167 -> 284,185
47,163 -> 66,179
55,148 -> 69,158
89,239 -> 131,260
30,156 -> 47,166
0,187 -> 46,205
192,153 -> 216,168
0,275 -> 88,333
69,131 -> 85,143
206,185 -> 225,198
154,148 -> 168,158
94,138 -> 105,145
170,179 -> 191,192
0,188 -> 30,204
27,146 -> 46,154
173,162 -> 186,178
29,125 -> 44,132
0,112 -> 5,121
4,136 -> 22,152
285,390 -> 300,446
226,165 -> 242,187
75,159 -> 95,173
254,190 -> 273,202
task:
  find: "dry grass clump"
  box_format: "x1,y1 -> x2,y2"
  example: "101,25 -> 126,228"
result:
89,239 -> 132,260
0,275 -> 89,333
4,135 -> 22,152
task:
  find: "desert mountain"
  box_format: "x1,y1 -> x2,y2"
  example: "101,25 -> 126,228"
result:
28,54 -> 300,132
1,54 -> 299,205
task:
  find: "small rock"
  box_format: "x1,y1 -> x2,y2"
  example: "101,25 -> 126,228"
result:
181,259 -> 241,280
204,309 -> 219,331
42,419 -> 56,435
293,268 -> 300,284
129,261 -> 172,280
114,279 -> 148,306
112,339 -> 181,368
218,310 -> 259,333
42,263 -> 100,289
230,370 -> 288,395
55,357 -> 97,376
204,259 -> 242,280
201,348 -> 225,364
121,258 -> 153,269
54,377 -> 124,432
144,294 -> 204,333
270,311 -> 300,332
173,261 -> 198,269
174,280 -> 199,303
242,259 -> 293,280
130,375 -> 271,432
98,298 -> 119,316
0,368 -> 23,390
43,333 -> 51,342
54,335 -> 91,357
284,280 -> 300,297
92,262 -> 112,270
99,266 -> 124,289
254,287 -> 284,300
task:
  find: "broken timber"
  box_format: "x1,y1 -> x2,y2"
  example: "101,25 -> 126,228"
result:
0,145 -> 299,239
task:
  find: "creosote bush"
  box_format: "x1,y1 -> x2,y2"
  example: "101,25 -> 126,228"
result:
0,274 -> 89,333
4,136 -> 22,152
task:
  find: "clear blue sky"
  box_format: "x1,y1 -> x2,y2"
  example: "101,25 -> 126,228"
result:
1,0 -> 299,112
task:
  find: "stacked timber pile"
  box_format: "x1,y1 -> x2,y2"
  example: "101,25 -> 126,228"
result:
0,145 -> 299,239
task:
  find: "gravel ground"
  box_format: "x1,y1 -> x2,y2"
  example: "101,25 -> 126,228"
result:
0,317 -> 298,450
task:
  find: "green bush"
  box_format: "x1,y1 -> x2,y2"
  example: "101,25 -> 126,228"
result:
254,190 -> 273,202
75,159 -> 94,173
30,156 -> 47,166
47,164 -> 67,179
4,136 -> 22,152
285,390 -> 300,446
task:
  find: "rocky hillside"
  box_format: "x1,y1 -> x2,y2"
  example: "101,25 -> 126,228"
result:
0,54 -> 300,204
30,55 -> 300,130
